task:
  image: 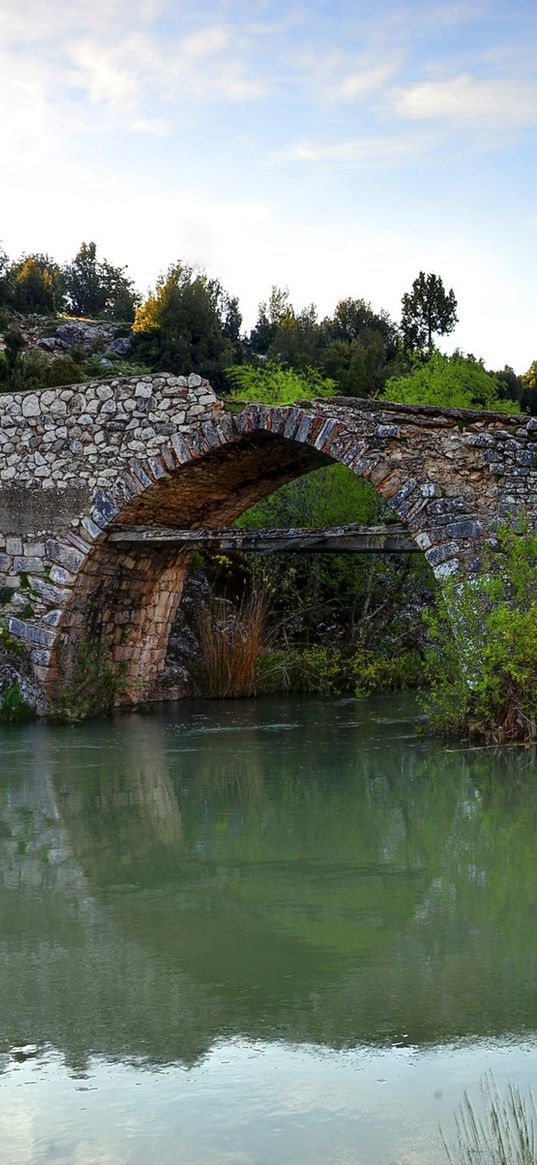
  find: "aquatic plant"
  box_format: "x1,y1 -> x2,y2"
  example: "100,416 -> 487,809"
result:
443,1074 -> 537,1165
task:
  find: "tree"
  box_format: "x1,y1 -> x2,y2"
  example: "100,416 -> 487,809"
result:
0,245 -> 11,305
249,286 -> 294,354
401,271 -> 458,353
318,298 -> 399,397
63,241 -> 138,319
10,254 -> 63,313
132,261 -> 237,391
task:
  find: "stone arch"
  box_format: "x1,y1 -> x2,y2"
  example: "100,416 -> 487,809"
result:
45,400 -> 499,705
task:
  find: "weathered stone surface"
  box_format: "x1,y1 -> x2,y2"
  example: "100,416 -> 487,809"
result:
1,376 -> 537,711
7,617 -> 55,648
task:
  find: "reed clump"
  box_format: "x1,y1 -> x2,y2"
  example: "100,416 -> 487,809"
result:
443,1074 -> 537,1165
196,593 -> 268,698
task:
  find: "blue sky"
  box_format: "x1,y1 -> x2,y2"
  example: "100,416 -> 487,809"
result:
1,0 -> 537,371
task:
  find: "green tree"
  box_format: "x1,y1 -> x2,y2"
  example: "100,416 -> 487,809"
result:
522,360 -> 537,391
249,286 -> 294,354
10,254 -> 63,313
401,271 -> 458,353
383,351 -> 519,412
63,241 -> 138,319
132,261 -> 237,391
0,245 -> 12,305
319,299 -> 400,397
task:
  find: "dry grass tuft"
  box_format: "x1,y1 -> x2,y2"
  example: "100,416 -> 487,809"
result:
197,593 -> 268,698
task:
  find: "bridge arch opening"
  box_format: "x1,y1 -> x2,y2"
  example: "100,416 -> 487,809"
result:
47,421 -> 427,705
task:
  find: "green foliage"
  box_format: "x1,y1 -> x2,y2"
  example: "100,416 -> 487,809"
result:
256,643 -> 425,696
221,463 -> 434,689
63,241 -> 138,320
248,289 -> 400,397
133,261 -> 239,391
10,254 -> 63,313
48,638 -> 128,723
0,347 -> 85,393
235,462 -> 379,529
318,298 -> 400,397
0,623 -> 26,658
401,271 -> 458,353
384,350 -> 520,412
0,683 -> 34,724
522,360 -> 537,391
226,361 -> 336,404
424,526 -> 537,742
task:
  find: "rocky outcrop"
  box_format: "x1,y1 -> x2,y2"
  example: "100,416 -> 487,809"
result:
36,319 -> 132,357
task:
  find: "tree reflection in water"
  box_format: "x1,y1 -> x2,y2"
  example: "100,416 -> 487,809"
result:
0,695 -> 537,1073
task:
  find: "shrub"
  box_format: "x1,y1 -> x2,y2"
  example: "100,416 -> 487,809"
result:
423,526 -> 537,743
0,683 -> 34,724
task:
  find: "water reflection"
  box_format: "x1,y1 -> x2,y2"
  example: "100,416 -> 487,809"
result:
1,696 -> 537,1074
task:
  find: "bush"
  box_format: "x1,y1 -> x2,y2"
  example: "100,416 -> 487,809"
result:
0,683 -> 34,724
225,362 -> 336,403
423,526 -> 537,743
255,643 -> 426,697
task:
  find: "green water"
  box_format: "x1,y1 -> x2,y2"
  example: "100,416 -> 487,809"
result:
1,694 -> 537,1164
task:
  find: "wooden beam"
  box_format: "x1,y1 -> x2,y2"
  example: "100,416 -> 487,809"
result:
108,524 -> 418,554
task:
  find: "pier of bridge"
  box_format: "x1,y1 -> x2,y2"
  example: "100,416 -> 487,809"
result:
0,372 -> 536,708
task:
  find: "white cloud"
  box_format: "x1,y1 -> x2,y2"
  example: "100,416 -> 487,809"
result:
394,73 -> 537,131
67,40 -> 142,111
180,27 -> 230,58
273,135 -> 423,167
331,62 -> 400,102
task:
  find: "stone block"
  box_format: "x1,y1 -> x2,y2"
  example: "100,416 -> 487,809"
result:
425,541 -> 460,567
434,558 -> 460,580
14,556 -> 45,573
7,617 -> 55,648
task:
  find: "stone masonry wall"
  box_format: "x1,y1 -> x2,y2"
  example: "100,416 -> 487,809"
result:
0,373 -> 220,707
1,377 -> 537,711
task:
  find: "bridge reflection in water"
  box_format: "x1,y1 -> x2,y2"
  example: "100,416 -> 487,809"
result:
1,696 -> 537,1075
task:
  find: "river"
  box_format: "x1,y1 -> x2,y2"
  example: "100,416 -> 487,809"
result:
0,694 -> 536,1164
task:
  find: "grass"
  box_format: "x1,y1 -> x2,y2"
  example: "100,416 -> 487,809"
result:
443,1075 -> 537,1165
196,593 -> 268,698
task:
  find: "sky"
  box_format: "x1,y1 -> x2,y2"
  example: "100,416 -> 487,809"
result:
1,0 -> 536,372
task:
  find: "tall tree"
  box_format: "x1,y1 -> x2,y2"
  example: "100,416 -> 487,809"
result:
10,254 -> 63,313
132,261 -> 237,391
401,272 -> 457,353
63,241 -> 138,319
318,298 -> 399,397
249,286 -> 294,354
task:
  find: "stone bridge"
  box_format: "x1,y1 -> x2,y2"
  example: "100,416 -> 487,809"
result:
1,372 -> 536,709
